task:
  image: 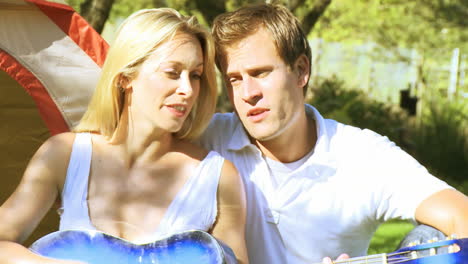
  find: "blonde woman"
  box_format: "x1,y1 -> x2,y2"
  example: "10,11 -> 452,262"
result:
0,8 -> 248,264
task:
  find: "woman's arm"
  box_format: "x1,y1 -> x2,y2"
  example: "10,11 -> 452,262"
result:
0,132 -> 81,264
211,160 -> 249,264
0,241 -> 85,264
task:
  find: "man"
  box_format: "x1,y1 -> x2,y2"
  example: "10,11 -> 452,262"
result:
198,3 -> 468,264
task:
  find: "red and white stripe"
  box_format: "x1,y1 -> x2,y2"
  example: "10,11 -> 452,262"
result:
0,0 -> 107,135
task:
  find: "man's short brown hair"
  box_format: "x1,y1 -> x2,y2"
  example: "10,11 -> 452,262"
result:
212,3 -> 312,91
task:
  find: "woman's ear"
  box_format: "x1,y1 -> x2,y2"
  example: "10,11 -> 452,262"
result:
119,74 -> 132,91
294,54 -> 310,89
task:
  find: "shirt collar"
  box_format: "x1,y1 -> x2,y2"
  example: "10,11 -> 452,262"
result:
305,104 -> 331,154
226,104 -> 332,154
225,105 -> 337,180
227,113 -> 254,151
304,104 -> 337,175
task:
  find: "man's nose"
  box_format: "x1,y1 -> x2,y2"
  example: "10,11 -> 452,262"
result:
240,77 -> 262,105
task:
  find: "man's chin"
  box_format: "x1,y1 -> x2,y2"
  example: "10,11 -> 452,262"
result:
246,130 -> 278,142
241,121 -> 281,141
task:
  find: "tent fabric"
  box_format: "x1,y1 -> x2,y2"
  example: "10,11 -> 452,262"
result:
0,49 -> 69,134
0,0 -> 107,245
0,0 -> 107,133
29,0 -> 108,67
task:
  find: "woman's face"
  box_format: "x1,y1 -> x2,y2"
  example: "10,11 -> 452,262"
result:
127,33 -> 204,133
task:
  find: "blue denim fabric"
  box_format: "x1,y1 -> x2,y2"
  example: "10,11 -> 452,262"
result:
397,224 -> 447,254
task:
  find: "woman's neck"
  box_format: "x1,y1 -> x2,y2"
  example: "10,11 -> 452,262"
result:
110,107 -> 175,167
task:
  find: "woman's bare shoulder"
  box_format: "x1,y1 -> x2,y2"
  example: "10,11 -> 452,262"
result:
36,132 -> 76,161
27,132 -> 77,186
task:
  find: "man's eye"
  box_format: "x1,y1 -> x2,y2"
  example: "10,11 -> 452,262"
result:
229,77 -> 240,84
255,71 -> 270,78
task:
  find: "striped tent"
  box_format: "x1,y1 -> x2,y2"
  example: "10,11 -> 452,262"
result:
0,0 -> 107,244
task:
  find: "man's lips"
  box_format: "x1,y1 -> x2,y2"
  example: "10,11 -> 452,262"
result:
247,108 -> 269,122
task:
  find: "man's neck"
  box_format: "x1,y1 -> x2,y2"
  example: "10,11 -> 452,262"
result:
253,111 -> 317,163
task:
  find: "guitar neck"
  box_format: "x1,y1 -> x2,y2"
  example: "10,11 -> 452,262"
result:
311,237 -> 468,264
312,253 -> 388,264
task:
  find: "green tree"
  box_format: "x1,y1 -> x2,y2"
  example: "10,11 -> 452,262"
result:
312,0 -> 468,55
67,0 -> 334,34
275,0 -> 333,36
310,0 -> 468,108
80,0 -> 116,33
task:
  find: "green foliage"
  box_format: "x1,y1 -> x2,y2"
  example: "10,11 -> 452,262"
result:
410,97 -> 468,185
108,0 -> 154,23
308,76 -> 410,145
313,0 -> 468,56
65,0 -> 83,11
368,220 -> 414,254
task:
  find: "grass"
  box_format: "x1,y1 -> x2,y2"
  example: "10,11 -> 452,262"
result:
368,220 -> 415,255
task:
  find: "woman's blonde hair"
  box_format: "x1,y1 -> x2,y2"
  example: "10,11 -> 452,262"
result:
74,8 -> 217,140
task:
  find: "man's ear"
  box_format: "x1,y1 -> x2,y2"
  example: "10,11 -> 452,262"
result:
294,54 -> 310,89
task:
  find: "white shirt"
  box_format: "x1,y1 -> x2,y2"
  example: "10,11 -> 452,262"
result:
264,148 -> 314,189
198,105 -> 451,264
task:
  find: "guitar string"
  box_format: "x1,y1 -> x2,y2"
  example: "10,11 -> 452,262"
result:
311,251 -> 416,264
310,240 -> 461,264
311,254 -> 387,264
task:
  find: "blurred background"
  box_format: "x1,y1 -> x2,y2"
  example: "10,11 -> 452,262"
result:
2,0 -> 467,255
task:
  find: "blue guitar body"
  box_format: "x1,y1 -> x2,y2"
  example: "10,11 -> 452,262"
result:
29,229 -> 238,264
29,229 -> 468,264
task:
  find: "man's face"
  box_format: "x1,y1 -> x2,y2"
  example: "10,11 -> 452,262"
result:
223,27 -> 308,142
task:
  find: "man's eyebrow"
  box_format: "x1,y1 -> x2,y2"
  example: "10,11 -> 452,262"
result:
247,66 -> 273,73
225,70 -> 238,77
226,65 -> 273,76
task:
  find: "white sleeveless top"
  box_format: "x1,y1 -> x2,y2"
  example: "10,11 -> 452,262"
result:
59,133 -> 224,244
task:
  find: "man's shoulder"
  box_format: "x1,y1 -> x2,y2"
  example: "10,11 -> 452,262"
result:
324,119 -> 401,162
197,112 -> 241,151
205,112 -> 239,134
315,110 -> 390,150
314,111 -> 359,140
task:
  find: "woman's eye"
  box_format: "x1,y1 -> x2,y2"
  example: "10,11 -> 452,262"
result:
164,70 -> 180,79
191,73 -> 202,80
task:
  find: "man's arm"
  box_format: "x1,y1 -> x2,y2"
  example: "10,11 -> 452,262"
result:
415,188 -> 468,238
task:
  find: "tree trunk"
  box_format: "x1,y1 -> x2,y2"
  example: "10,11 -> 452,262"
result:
193,0 -> 226,26
299,0 -> 332,35
80,0 -> 115,34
